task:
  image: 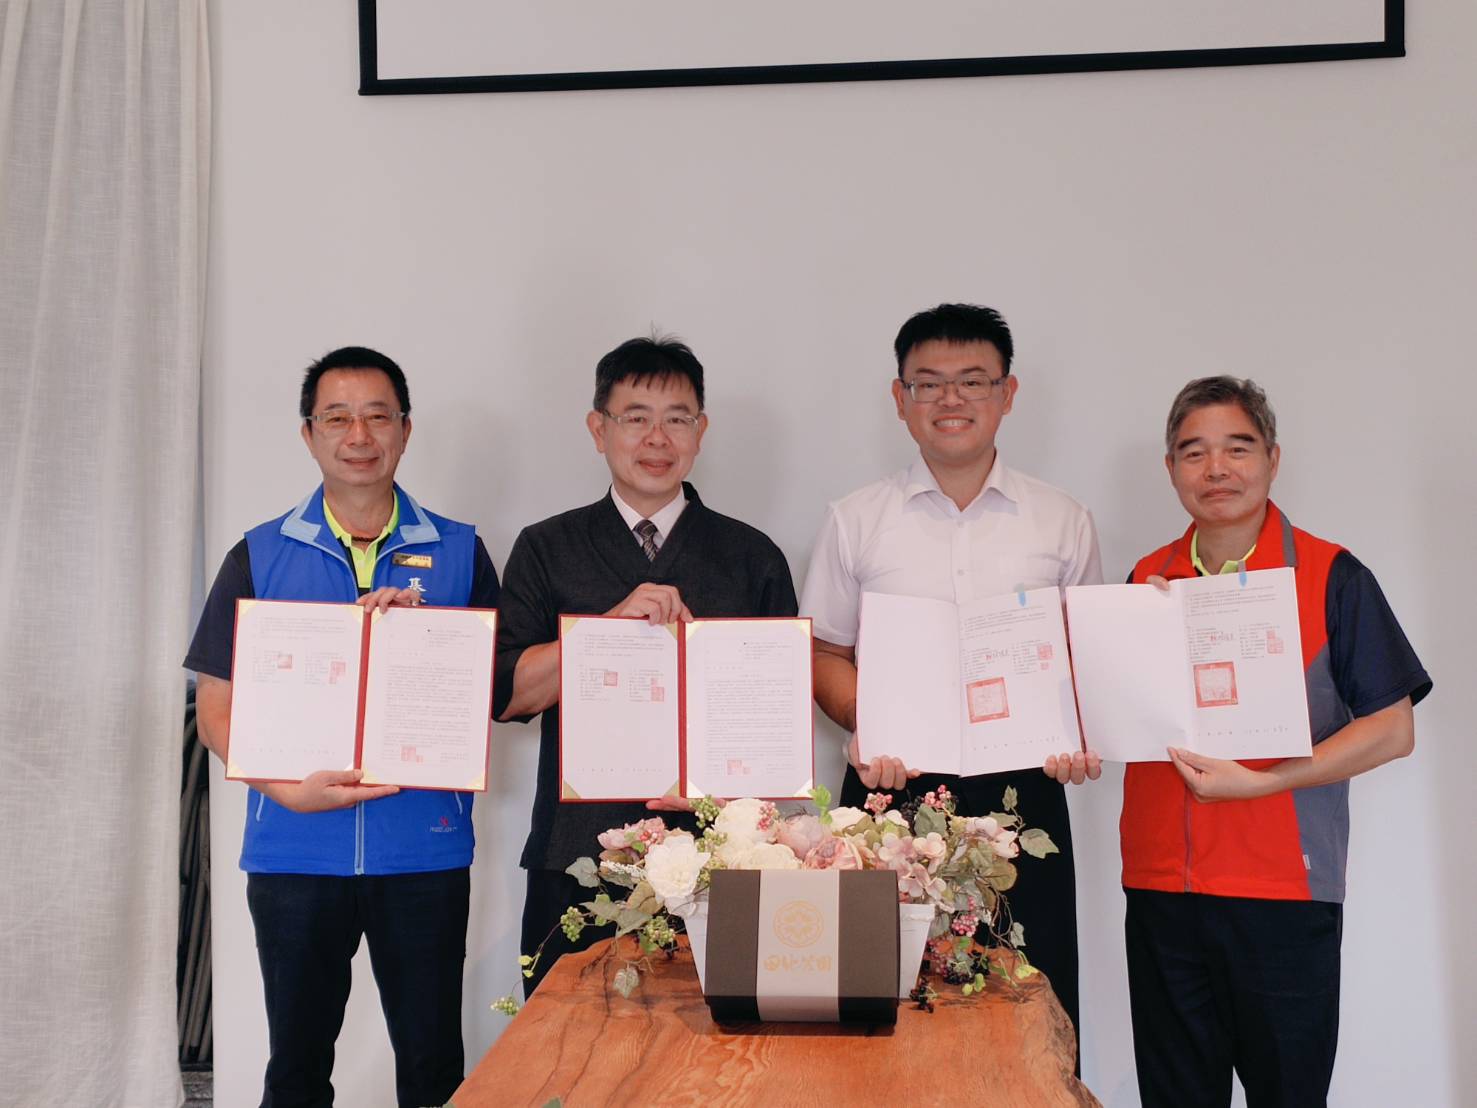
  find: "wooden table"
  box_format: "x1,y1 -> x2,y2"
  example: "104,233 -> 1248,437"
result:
454,937 -> 1099,1107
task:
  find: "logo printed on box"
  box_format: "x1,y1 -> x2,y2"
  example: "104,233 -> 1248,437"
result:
774,900 -> 825,948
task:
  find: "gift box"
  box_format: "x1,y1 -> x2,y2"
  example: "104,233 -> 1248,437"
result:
701,868 -> 900,1024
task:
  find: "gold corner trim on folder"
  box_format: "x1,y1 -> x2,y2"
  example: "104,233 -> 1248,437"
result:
560,615 -> 580,635
562,780 -> 582,800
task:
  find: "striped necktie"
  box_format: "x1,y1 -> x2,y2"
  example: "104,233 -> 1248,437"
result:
634,518 -> 659,562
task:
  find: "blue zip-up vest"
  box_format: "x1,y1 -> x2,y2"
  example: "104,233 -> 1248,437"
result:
240,484 -> 478,876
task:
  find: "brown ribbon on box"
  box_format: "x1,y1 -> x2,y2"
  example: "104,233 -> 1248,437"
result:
704,869 -> 899,1024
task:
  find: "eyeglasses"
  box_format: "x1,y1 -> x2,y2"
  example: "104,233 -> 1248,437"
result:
307,410 -> 406,436
601,410 -> 702,437
901,375 -> 1009,404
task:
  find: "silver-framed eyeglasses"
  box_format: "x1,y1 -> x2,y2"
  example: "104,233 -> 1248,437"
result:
308,409 -> 406,436
901,375 -> 1009,403
601,410 -> 702,437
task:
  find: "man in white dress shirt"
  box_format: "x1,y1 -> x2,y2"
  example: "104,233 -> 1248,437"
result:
801,303 -> 1103,1045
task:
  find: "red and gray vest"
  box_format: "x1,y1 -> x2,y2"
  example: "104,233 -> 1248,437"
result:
1120,502 -> 1353,903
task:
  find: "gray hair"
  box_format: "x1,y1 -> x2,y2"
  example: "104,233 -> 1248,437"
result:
1165,376 -> 1277,453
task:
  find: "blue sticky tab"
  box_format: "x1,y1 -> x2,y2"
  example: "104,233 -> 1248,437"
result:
1237,562 -> 1248,587
1016,585 -> 1027,607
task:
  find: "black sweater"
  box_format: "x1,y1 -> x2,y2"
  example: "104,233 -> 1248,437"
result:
494,484 -> 798,869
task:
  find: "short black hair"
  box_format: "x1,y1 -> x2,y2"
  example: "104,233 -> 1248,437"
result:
593,334 -> 705,412
893,303 -> 1015,378
299,346 -> 411,421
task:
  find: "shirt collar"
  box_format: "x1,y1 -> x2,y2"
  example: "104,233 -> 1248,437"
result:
323,495 -> 399,547
610,485 -> 688,542
1190,530 -> 1257,576
902,454 -> 1018,512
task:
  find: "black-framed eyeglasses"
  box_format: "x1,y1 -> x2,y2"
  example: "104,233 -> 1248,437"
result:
901,375 -> 1008,403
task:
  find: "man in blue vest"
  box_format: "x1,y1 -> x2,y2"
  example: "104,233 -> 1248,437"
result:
185,347 -> 500,1108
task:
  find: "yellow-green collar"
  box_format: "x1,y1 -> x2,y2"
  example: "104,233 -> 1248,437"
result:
324,496 -> 399,589
1191,531 -> 1256,576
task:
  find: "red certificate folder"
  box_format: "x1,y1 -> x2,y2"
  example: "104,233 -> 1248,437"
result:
557,615 -> 814,803
226,598 -> 497,791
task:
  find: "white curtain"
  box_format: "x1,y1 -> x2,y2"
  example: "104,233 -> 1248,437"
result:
0,1 -> 209,1105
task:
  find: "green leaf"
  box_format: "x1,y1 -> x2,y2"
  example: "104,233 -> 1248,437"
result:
809,784 -> 832,817
913,804 -> 946,837
1002,786 -> 1018,810
628,880 -> 661,916
584,894 -> 622,924
613,965 -> 640,998
986,811 -> 1020,829
1019,828 -> 1059,859
615,907 -> 652,934
1013,962 -> 1038,979
565,857 -> 600,888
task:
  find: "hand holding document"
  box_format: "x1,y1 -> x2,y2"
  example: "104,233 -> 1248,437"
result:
1064,567 -> 1311,762
558,615 -> 814,802
855,589 -> 1081,776
227,599 -> 496,789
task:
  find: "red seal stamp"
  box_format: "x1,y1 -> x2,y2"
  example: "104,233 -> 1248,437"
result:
966,677 -> 1010,723
1193,661 -> 1238,707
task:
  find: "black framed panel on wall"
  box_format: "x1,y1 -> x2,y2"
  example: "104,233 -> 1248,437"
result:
359,0 -> 1403,96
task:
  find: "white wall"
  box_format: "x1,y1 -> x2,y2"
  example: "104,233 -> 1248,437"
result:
204,4 -> 1476,1105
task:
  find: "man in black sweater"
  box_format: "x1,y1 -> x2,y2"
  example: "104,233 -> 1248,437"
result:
494,335 -> 798,993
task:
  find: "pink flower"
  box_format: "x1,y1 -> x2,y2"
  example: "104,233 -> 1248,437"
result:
596,817 -> 668,852
864,792 -> 894,816
912,832 -> 948,872
989,830 -> 1019,859
802,836 -> 866,871
898,862 -> 949,905
775,814 -> 829,858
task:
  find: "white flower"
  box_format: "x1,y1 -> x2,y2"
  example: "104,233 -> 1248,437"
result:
643,833 -> 710,906
882,810 -> 908,827
827,806 -> 868,832
714,797 -> 778,847
727,841 -> 803,870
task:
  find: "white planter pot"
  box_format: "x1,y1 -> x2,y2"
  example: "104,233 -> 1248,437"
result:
684,899 -> 937,1000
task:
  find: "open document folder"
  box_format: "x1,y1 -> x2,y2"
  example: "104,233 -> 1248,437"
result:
226,599 -> 496,790
857,569 -> 1313,771
558,615 -> 814,801
855,587 -> 1081,776
1064,567 -> 1312,762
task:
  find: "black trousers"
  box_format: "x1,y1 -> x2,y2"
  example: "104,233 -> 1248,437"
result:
839,765 -> 1080,1045
521,867 -> 608,997
1125,888 -> 1343,1108
246,869 -> 470,1108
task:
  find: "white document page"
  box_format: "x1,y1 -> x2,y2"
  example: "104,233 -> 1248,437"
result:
559,615 -> 680,800
1180,569 -> 1311,760
957,588 -> 1081,775
683,618 -> 814,799
359,606 -> 497,790
855,592 -> 962,773
227,600 -> 364,782
1065,584 -> 1187,762
1066,568 -> 1312,761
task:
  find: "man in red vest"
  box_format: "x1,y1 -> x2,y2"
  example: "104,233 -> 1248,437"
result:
1120,376 -> 1430,1107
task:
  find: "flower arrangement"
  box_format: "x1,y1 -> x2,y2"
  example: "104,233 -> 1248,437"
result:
493,784 -> 1056,1014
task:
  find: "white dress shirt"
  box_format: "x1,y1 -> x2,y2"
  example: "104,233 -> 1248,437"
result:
610,486 -> 688,553
800,457 -> 1103,647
